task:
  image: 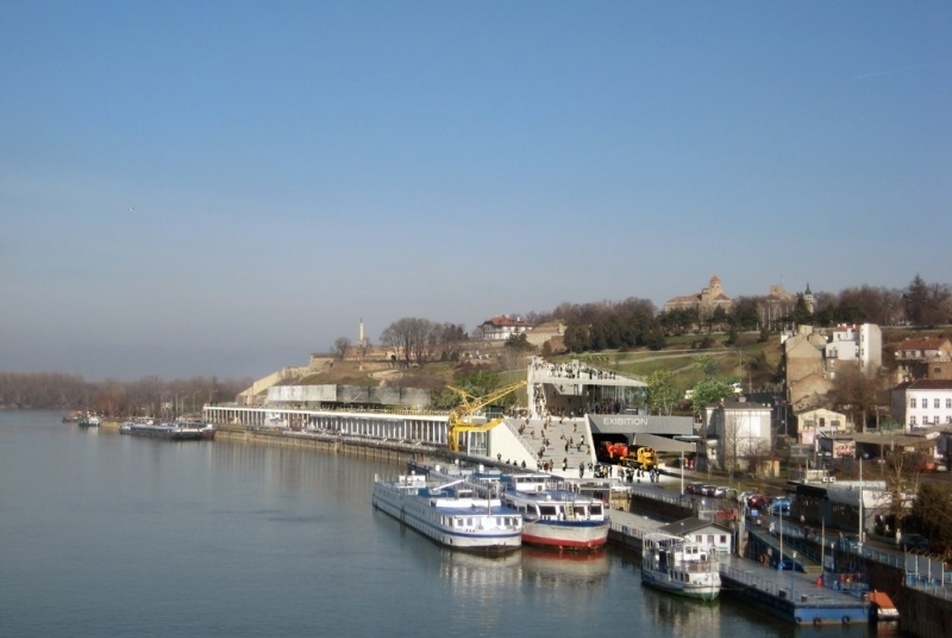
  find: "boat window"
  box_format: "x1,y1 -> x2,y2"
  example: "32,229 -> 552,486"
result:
539,505 -> 558,516
574,505 -> 586,516
591,503 -> 603,515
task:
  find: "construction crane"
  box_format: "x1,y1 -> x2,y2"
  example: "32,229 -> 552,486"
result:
446,380 -> 527,453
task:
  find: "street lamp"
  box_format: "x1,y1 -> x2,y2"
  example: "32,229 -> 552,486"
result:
791,551 -> 797,595
680,449 -> 685,496
778,505 -> 784,570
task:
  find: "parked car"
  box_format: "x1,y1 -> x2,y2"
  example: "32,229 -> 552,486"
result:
774,557 -> 805,572
686,482 -> 706,495
698,484 -> 714,496
768,497 -> 791,515
901,533 -> 930,552
746,493 -> 768,511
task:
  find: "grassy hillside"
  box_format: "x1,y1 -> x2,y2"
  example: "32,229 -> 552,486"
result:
288,325 -> 949,396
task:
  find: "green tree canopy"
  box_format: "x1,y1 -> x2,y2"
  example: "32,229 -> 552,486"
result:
646,369 -> 681,416
690,378 -> 734,417
908,482 -> 952,550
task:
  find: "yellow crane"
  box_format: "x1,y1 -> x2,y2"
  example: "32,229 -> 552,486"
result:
446,380 -> 527,453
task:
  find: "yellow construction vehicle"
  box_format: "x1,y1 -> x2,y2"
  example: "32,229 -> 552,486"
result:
619,446 -> 658,471
446,380 -> 527,453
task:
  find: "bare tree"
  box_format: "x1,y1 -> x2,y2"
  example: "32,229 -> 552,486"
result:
380,317 -> 437,367
332,337 -> 351,360
744,439 -> 774,479
882,446 -> 919,539
830,364 -> 884,433
721,411 -> 741,479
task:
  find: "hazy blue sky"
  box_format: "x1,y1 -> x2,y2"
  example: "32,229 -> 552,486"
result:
2,2 -> 951,381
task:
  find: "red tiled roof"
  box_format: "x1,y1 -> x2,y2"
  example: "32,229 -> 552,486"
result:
481,315 -> 533,328
897,337 -> 951,350
908,379 -> 952,390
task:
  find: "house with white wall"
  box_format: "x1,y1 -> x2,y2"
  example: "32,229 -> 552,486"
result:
704,399 -> 773,472
824,323 -> 882,375
891,379 -> 952,430
477,315 -> 534,341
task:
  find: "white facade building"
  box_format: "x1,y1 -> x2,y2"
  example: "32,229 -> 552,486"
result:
891,379 -> 952,430
477,315 -> 534,341
824,323 -> 882,374
704,400 -> 773,471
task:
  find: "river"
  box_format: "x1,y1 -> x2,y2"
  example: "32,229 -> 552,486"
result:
0,410 -> 895,637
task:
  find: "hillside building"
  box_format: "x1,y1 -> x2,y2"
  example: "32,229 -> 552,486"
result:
663,275 -> 733,317
893,337 -> 952,383
477,315 -> 534,341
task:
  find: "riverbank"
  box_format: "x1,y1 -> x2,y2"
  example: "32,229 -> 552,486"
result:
104,420 -> 438,465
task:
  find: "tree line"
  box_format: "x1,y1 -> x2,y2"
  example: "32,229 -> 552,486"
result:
356,275 -> 951,363
0,372 -> 250,416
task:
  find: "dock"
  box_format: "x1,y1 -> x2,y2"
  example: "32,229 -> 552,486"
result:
719,554 -> 869,625
607,508 -> 870,625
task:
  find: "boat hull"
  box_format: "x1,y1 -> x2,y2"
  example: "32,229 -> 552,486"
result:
641,569 -> 720,602
498,474 -> 610,552
522,520 -> 610,550
372,477 -> 522,552
641,532 -> 721,602
120,423 -> 215,440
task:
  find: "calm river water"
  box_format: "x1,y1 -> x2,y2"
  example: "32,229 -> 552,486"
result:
0,410 -> 896,637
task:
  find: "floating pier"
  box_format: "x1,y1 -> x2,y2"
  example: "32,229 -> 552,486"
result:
719,555 -> 870,625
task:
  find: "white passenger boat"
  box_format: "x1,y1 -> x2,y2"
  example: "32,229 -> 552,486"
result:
372,473 -> 522,552
498,473 -> 609,551
641,532 -> 720,601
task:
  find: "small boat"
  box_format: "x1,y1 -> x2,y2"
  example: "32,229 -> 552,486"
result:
77,414 -> 100,428
868,590 -> 899,622
120,420 -> 215,441
641,532 -> 721,601
372,473 -> 522,552
498,473 -> 610,551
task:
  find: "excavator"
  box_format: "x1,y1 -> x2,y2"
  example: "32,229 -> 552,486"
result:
446,380 -> 527,453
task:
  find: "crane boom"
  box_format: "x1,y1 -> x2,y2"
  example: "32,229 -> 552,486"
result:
447,380 -> 527,453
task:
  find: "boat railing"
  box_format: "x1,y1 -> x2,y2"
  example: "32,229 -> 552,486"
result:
681,557 -> 719,572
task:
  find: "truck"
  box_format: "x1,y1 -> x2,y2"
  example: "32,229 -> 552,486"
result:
598,441 -> 658,471
620,446 -> 657,471
599,441 -> 629,461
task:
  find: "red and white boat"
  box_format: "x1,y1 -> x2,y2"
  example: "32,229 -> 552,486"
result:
498,473 -> 609,551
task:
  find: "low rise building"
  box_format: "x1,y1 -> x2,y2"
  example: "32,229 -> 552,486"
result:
703,399 -> 773,473
796,407 -> 851,445
893,337 -> 952,382
890,379 -> 952,430
477,315 -> 534,341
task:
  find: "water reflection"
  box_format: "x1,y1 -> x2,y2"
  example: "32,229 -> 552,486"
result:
642,586 -> 720,634
521,546 -> 610,588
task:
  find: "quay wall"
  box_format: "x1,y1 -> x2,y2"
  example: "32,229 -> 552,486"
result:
627,491 -> 692,522
901,588 -> 952,638
214,426 -> 439,465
